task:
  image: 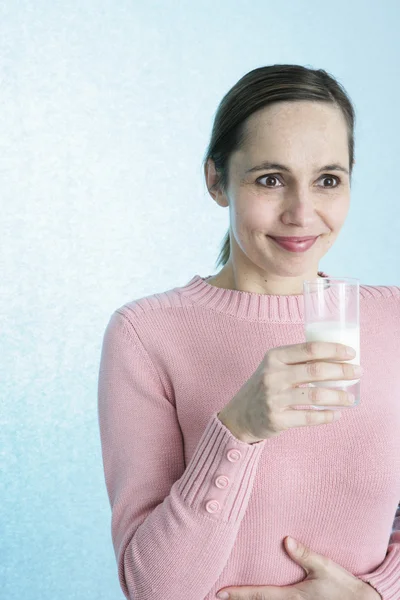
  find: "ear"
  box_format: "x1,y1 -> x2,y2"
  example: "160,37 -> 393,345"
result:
205,159 -> 229,207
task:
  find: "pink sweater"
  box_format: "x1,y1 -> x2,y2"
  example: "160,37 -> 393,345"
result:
97,273 -> 400,600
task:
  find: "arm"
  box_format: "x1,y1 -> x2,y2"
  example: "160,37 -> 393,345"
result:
357,503 -> 400,600
97,310 -> 266,600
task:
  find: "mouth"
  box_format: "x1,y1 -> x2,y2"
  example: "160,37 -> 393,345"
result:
267,235 -> 320,253
270,235 -> 319,242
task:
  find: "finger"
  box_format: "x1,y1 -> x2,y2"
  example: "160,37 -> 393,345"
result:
217,585 -> 283,600
272,405 -> 342,430
269,341 -> 355,366
283,359 -> 360,388
283,386 -> 354,408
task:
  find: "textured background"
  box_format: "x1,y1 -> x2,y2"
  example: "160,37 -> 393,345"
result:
1,1 -> 399,599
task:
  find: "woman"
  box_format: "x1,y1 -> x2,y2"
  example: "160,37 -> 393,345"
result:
97,64 -> 400,600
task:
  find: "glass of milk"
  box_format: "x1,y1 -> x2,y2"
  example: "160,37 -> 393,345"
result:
303,277 -> 360,409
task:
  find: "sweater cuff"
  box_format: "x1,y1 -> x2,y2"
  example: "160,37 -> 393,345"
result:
357,543 -> 400,600
176,411 -> 266,523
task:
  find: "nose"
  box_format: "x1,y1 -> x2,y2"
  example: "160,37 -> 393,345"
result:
281,194 -> 317,226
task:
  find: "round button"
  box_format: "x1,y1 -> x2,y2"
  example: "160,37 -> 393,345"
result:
205,500 -> 221,513
227,449 -> 242,462
215,475 -> 230,489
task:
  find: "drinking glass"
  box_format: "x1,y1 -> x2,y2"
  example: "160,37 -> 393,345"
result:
303,277 -> 360,409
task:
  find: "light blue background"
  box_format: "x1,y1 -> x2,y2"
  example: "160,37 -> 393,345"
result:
2,1 -> 399,599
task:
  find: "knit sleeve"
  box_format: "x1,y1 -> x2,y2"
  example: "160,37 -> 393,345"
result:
97,309 -> 266,600
357,504 -> 400,599
355,288 -> 400,599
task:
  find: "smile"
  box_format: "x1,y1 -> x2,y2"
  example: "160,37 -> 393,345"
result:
267,236 -> 319,252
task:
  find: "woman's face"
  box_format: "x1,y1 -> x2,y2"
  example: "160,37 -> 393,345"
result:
207,100 -> 353,289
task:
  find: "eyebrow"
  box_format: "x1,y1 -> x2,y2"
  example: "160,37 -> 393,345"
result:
245,161 -> 349,175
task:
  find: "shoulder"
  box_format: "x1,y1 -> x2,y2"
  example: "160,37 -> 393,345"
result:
113,283 -> 185,326
360,284 -> 400,326
360,284 -> 400,310
360,283 -> 400,300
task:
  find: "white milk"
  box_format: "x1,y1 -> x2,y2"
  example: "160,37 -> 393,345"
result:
305,321 -> 360,387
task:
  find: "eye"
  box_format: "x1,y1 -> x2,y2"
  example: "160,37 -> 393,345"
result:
256,174 -> 341,188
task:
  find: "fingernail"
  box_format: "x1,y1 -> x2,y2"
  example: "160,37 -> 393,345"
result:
217,593 -> 230,599
345,346 -> 356,356
287,536 -> 298,551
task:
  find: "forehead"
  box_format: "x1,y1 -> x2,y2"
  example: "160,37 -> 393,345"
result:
236,101 -> 348,164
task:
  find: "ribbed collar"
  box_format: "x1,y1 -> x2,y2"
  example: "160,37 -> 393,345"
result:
179,271 -> 329,323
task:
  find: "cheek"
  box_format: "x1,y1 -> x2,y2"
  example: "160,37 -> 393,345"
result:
328,201 -> 350,227
234,201 -> 273,230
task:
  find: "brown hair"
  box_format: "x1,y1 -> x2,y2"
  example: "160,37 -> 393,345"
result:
202,64 -> 356,269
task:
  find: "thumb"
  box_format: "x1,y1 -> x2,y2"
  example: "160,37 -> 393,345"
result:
285,536 -> 326,577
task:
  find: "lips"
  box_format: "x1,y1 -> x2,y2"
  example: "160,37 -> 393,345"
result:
268,236 -> 319,252
271,236 -> 317,242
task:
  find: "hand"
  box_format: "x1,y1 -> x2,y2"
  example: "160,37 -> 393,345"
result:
216,536 -> 382,600
218,341 -> 360,445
